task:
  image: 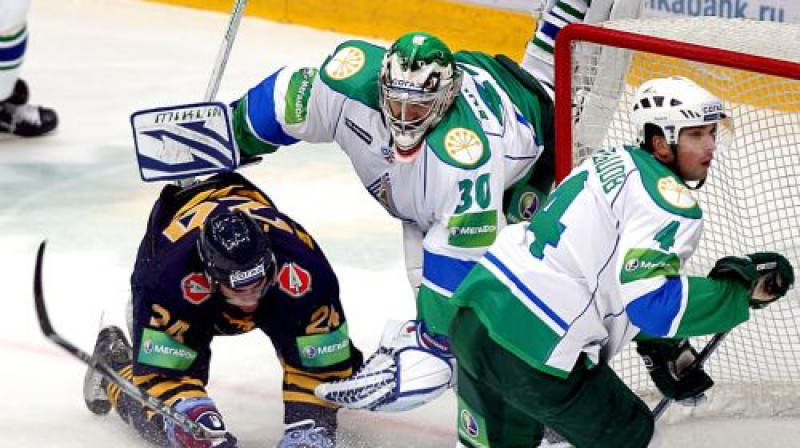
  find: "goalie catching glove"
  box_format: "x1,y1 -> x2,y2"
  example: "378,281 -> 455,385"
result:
709,252 -> 795,309
636,338 -> 713,405
314,320 -> 455,412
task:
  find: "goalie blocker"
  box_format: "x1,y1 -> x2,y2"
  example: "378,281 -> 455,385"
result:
314,320 -> 455,412
131,102 -> 244,182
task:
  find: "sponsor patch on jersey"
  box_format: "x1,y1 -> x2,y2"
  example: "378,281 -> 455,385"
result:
444,128 -> 484,166
325,46 -> 365,80
181,273 -> 212,305
137,328 -> 198,371
457,397 -> 489,447
297,323 -> 350,367
448,211 -> 497,248
620,248 -> 680,284
285,68 -> 318,125
657,176 -> 697,209
278,262 -> 312,297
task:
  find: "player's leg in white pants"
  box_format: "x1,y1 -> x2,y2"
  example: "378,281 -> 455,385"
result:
0,0 -> 30,100
648,426 -> 664,448
519,0 -> 644,100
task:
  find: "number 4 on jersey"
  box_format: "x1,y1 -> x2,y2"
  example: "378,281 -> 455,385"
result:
654,221 -> 679,251
528,171 -> 588,259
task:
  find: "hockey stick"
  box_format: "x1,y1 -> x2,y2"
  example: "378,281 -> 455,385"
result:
33,241 -> 215,440
651,331 -> 730,420
540,332 -> 730,446
176,0 -> 248,187
131,0 -> 249,185
203,0 -> 247,103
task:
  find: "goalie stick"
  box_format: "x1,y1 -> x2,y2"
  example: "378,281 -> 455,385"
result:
132,0 -> 249,185
32,241 -> 216,440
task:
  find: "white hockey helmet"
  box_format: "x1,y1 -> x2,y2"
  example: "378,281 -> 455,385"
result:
380,32 -> 462,161
631,76 -> 728,146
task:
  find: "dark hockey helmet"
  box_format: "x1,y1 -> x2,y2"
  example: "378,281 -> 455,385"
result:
198,210 -> 276,289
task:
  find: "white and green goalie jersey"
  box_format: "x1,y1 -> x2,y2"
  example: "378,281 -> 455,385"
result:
453,145 -> 752,378
232,40 -> 552,337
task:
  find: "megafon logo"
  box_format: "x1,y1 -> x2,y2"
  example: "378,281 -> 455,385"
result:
624,258 -> 640,271
143,338 -> 196,360
304,340 -> 349,359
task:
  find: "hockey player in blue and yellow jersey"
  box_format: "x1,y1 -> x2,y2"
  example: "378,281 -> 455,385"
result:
82,172 -> 362,448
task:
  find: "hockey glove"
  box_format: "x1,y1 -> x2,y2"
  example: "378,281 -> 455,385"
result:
709,252 -> 794,309
165,397 -> 237,448
636,338 -> 713,404
276,420 -> 334,448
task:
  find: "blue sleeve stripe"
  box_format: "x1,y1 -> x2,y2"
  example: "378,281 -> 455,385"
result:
539,21 -> 562,41
485,252 -> 569,331
0,36 -> 26,65
626,277 -> 683,337
423,250 -> 475,294
245,69 -> 299,146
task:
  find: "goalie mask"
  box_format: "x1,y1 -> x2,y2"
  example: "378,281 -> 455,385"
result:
380,32 -> 462,162
198,210 -> 277,292
631,76 -> 731,147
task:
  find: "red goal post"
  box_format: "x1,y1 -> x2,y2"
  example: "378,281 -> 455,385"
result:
553,17 -> 800,420
554,20 -> 800,181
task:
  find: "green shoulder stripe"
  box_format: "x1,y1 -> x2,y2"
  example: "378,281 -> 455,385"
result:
426,96 -> 490,169
319,40 -> 384,110
628,147 -> 702,219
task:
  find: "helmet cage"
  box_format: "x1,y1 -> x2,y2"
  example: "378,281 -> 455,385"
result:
379,33 -> 462,158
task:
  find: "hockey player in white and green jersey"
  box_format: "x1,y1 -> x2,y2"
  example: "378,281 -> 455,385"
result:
230,0 -> 643,414
449,76 -> 795,448
232,31 -> 557,411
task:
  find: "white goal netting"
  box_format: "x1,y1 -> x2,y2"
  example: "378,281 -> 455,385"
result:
561,17 -> 800,419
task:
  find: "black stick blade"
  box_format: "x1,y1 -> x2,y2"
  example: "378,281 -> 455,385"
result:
34,240 -> 55,337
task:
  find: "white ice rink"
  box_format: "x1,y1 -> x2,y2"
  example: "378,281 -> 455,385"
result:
3,0 -> 800,446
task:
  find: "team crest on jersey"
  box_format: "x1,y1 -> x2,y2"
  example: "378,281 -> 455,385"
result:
181,273 -> 212,305
460,409 -> 480,438
325,46 -> 365,80
657,176 -> 697,209
444,128 -> 484,166
518,191 -> 540,220
278,263 -> 312,297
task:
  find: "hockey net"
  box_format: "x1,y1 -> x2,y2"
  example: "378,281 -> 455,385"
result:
555,17 -> 800,420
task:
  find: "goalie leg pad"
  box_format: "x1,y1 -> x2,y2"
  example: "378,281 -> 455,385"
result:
314,320 -> 455,412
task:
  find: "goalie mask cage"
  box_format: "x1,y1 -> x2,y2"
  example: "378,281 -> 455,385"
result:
555,18 -> 800,420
